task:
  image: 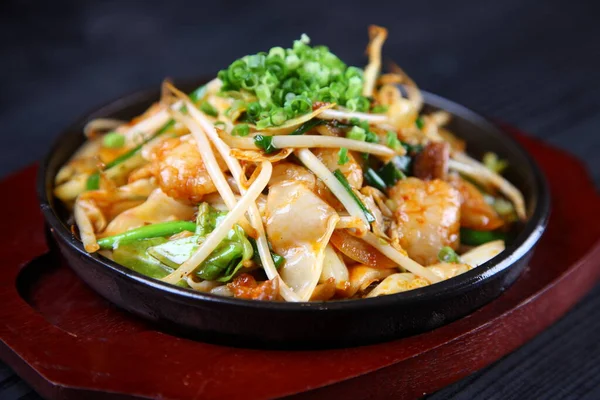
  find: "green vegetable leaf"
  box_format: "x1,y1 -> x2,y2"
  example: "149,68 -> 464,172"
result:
113,238 -> 172,279
196,203 -> 227,237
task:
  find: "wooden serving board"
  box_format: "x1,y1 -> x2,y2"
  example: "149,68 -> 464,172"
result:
1,127 -> 599,400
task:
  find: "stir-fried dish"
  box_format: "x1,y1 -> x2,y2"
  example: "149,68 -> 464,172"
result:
54,26 -> 526,302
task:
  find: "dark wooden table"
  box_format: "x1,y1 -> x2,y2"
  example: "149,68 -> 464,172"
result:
1,0 -> 598,398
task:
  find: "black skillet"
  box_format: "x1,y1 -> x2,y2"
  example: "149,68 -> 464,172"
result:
38,81 -> 550,348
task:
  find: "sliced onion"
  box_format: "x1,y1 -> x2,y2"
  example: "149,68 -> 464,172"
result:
330,230 -> 396,269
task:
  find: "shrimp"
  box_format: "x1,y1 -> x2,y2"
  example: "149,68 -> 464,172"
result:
448,175 -> 504,231
148,136 -> 227,203
388,177 -> 460,265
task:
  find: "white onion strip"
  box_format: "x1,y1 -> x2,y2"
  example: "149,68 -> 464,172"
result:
359,231 -> 442,283
184,98 -> 301,301
318,109 -> 388,124
219,133 -> 397,159
448,155 -> 526,220
297,149 -> 371,227
162,161 -> 272,284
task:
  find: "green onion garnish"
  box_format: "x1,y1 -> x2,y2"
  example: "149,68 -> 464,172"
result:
337,147 -> 349,165
86,173 -> 100,190
371,104 -> 389,114
102,132 -> 125,148
254,134 -> 277,153
347,126 -> 366,141
386,131 -> 402,151
231,123 -> 250,137
438,246 -> 460,263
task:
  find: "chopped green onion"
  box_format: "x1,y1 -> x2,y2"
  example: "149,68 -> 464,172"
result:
333,169 -> 375,223
270,108 -> 287,126
371,104 -> 389,114
268,46 -> 286,59
103,132 -> 125,148
254,134 -> 277,153
415,117 -> 424,130
200,101 -> 218,117
364,168 -> 387,192
86,173 -> 100,190
97,221 -> 197,249
231,123 -> 250,137
438,246 -> 460,263
346,96 -> 370,112
460,228 -> 506,246
386,131 -> 402,151
347,126 -> 366,141
214,121 -> 226,129
338,147 -> 349,165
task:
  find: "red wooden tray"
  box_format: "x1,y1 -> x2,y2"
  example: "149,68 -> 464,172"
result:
1,127 -> 599,400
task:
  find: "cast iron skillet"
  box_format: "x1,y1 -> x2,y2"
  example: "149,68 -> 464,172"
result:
38,81 -> 550,348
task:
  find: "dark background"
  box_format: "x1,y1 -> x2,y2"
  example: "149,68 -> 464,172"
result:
1,0 -> 599,398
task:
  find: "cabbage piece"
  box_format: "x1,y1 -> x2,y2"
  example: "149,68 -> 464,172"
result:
113,237 -> 172,279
